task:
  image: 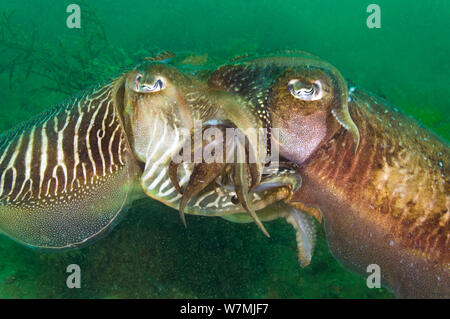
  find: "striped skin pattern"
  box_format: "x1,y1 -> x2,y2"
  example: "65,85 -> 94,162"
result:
208,53 -> 449,297
0,81 -> 135,249
123,62 -> 303,219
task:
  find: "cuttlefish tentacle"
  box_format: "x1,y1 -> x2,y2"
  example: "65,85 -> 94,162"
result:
324,62 -> 360,151
211,53 -> 360,153
169,125 -> 229,225
230,131 -> 270,237
210,52 -> 449,297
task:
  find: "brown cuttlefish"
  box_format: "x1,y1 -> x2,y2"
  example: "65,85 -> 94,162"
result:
208,52 -> 449,298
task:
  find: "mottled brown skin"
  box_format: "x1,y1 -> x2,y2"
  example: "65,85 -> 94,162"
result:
209,53 -> 449,298
293,88 -> 449,298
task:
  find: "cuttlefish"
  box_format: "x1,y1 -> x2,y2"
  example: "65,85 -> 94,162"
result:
208,51 -> 449,298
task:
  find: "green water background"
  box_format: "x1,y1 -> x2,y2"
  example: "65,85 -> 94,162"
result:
0,0 -> 448,298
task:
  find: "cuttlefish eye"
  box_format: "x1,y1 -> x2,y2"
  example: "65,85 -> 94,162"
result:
133,73 -> 166,93
288,79 -> 323,101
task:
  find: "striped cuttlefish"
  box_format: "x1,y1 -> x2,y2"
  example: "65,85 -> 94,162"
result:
0,57 -> 317,269
207,51 -> 449,298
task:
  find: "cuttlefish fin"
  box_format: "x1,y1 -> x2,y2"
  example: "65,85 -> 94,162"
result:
285,205 -> 317,268
331,105 -> 360,153
232,162 -> 270,238
179,162 -> 226,227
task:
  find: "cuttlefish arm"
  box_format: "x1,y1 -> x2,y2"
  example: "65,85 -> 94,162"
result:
285,205 -> 317,267
0,78 -> 138,249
